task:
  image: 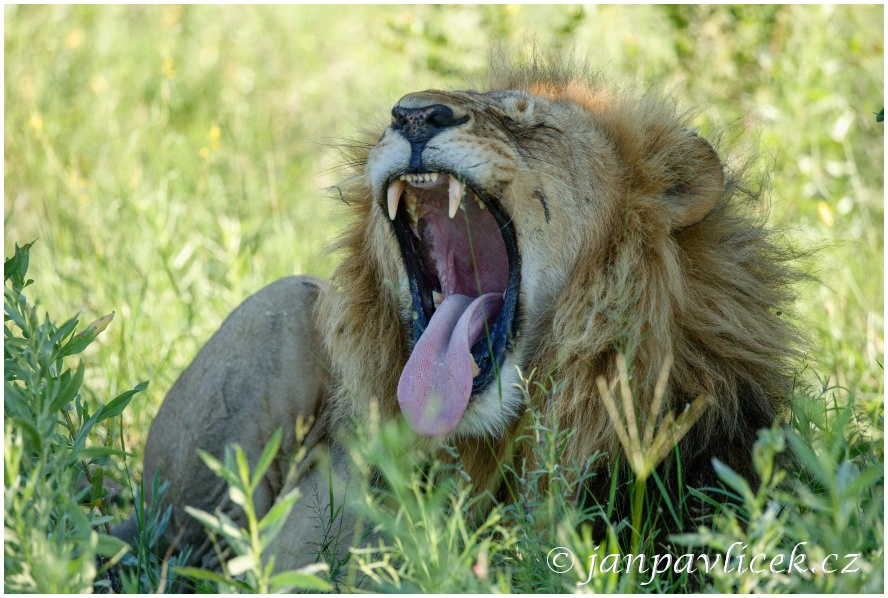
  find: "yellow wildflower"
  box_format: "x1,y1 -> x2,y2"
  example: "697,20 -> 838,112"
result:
162,57 -> 177,79
64,29 -> 85,49
818,200 -> 834,227
29,113 -> 43,133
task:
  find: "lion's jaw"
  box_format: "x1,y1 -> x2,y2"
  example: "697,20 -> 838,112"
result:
365,89 -> 594,439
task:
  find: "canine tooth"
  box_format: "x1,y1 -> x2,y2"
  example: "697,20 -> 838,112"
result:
476,195 -> 485,210
387,179 -> 405,220
448,176 -> 465,218
432,290 -> 444,308
471,355 -> 480,378
431,172 -> 439,182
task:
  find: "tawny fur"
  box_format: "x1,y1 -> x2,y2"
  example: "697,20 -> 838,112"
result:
317,58 -> 803,501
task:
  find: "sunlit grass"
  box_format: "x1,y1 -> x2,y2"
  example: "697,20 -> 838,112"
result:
4,4 -> 883,593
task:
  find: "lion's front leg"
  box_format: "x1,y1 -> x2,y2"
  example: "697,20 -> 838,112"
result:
139,275 -> 334,568
264,443 -> 362,575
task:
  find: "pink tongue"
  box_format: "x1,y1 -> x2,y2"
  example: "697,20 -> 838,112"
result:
397,293 -> 504,437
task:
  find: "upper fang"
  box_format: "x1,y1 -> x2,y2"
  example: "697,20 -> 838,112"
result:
448,176 -> 465,218
387,179 -> 405,220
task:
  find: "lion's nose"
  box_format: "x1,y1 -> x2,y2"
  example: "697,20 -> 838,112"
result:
391,103 -> 467,144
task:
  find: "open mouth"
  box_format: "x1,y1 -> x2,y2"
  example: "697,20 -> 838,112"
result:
384,171 -> 521,437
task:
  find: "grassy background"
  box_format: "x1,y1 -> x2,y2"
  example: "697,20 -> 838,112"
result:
4,5 -> 884,590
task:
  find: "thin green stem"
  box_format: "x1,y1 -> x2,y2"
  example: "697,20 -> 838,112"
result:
627,476 -> 647,589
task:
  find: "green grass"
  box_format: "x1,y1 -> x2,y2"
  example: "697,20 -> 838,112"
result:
4,4 -> 883,593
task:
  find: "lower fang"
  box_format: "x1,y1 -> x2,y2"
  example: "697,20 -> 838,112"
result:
471,355 -> 480,378
432,291 -> 444,308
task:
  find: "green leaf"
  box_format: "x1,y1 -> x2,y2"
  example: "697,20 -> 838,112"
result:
89,466 -> 106,503
90,515 -> 114,526
184,506 -> 223,534
50,316 -> 80,351
845,464 -> 883,497
77,445 -> 128,460
258,488 -> 300,532
199,449 -> 224,474
234,445 -> 251,487
269,569 -> 332,592
49,361 -> 85,414
71,408 -> 103,457
185,506 -> 243,542
228,486 -> 248,508
198,449 -> 238,486
786,429 -> 830,487
6,416 -> 41,452
257,491 -> 301,549
95,532 -> 130,559
95,381 -> 148,423
4,241 -> 35,291
173,566 -> 253,591
62,498 -> 94,536
712,458 -> 754,503
55,333 -> 94,359
251,428 -> 282,491
226,554 -> 254,576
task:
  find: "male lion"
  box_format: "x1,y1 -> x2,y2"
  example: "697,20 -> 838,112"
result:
134,60 -> 802,573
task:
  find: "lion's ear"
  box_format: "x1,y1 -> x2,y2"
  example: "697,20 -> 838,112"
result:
664,133 -> 724,230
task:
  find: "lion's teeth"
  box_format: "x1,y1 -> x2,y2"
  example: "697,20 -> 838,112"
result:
405,193 -> 418,227
471,355 -> 480,378
448,176 -> 465,218
432,290 -> 444,308
399,172 -> 443,184
476,195 -> 485,210
387,179 -> 405,220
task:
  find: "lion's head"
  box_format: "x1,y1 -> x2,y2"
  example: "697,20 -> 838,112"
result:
318,61 -> 802,493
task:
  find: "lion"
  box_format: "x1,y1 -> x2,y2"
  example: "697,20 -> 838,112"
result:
129,58 -> 803,575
